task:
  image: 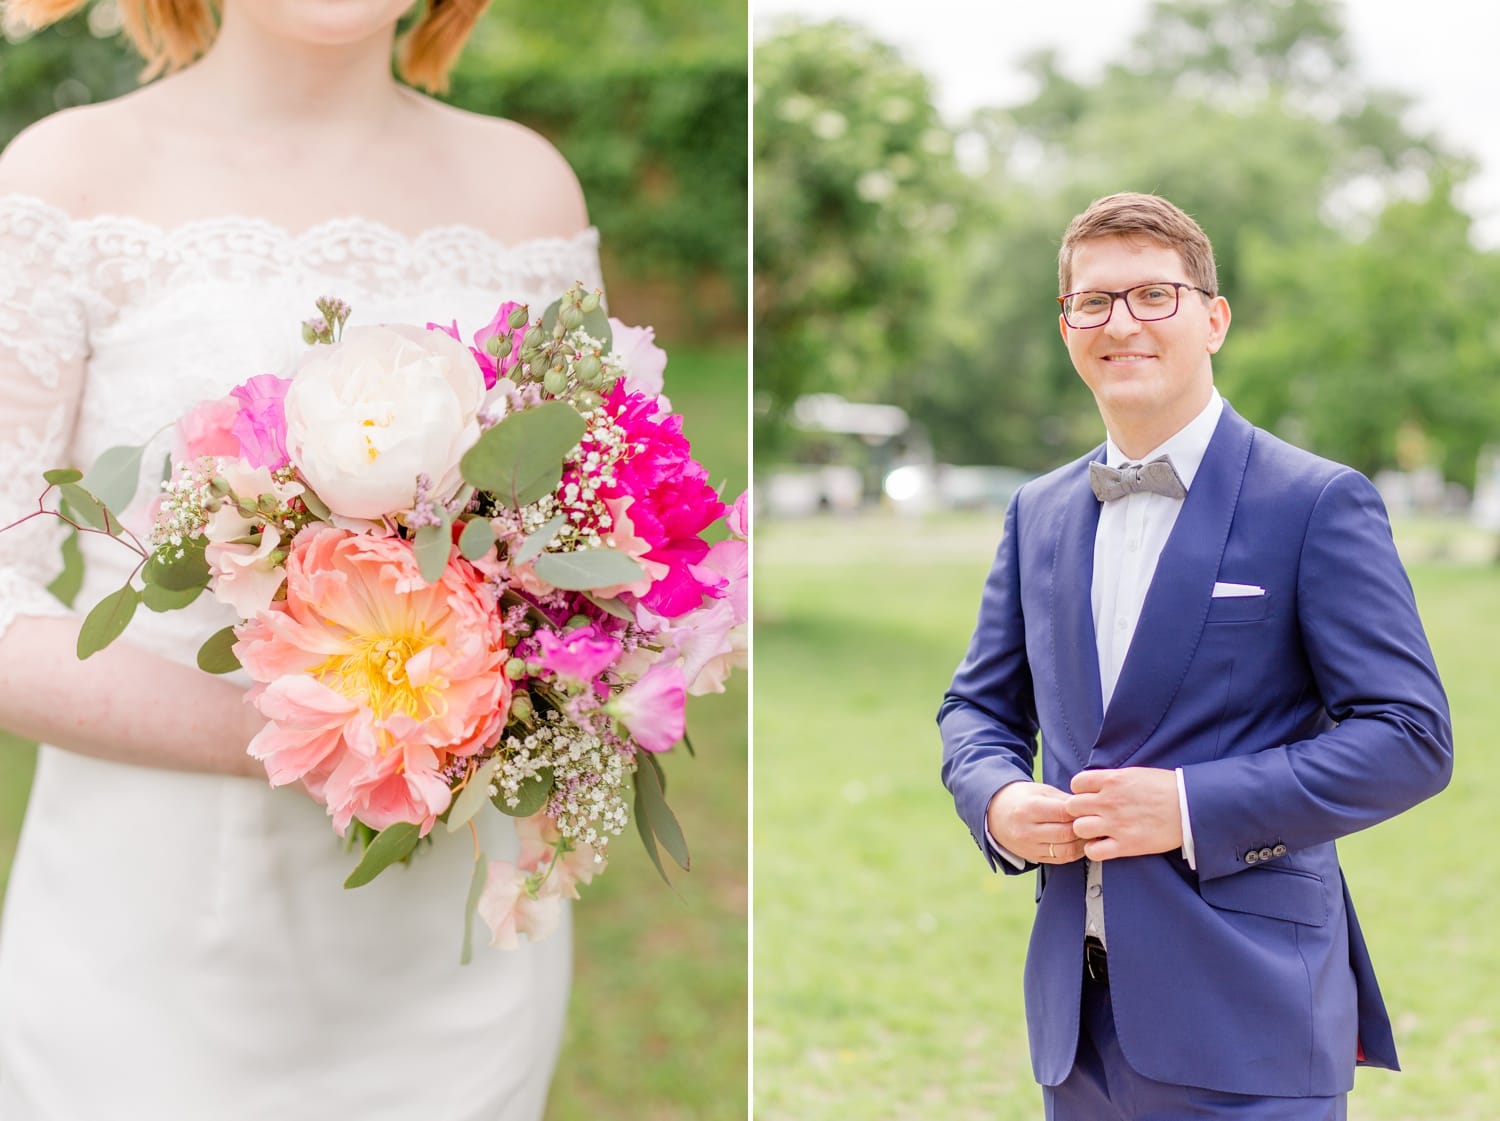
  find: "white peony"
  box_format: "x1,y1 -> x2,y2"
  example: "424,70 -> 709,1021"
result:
282,325 -> 485,522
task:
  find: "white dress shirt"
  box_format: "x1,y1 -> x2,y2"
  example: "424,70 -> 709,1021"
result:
990,389 -> 1223,949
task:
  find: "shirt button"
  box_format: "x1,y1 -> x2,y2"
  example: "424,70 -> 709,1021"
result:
1245,850 -> 1260,864
1272,844 -> 1288,858
1087,920 -> 1099,934
1127,538 -> 1140,552
1258,847 -> 1274,863
1088,884 -> 1102,899
1116,618 -> 1128,631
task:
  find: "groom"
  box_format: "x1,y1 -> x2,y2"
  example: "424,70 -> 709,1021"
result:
938,192 -> 1452,1119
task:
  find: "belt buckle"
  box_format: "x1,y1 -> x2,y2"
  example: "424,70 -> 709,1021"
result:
1084,937 -> 1108,984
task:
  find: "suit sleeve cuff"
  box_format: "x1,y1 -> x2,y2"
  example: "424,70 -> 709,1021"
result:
1176,766 -> 1196,870
985,827 -> 1028,870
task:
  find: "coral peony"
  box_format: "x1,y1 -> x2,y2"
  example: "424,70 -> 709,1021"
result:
236,524 -> 511,835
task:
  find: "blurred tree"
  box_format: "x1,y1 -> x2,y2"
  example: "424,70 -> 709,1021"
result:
762,0 -> 1500,477
0,1 -> 746,341
752,19 -> 970,453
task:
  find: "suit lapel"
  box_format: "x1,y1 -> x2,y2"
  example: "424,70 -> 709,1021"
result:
1090,405 -> 1255,766
1051,452 -> 1105,767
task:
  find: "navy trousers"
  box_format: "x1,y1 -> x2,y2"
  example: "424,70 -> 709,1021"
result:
1043,972 -> 1348,1120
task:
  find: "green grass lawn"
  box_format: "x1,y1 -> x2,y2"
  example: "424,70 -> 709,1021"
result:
754,511 -> 1500,1121
0,343 -> 747,1121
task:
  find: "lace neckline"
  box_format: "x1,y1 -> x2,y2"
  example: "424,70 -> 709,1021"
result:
0,191 -> 600,256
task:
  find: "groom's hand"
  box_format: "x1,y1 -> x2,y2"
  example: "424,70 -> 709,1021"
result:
1065,767 -> 1182,860
986,782 -> 1087,865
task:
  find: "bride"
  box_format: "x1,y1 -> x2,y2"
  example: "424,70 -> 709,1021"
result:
0,2 -> 602,1116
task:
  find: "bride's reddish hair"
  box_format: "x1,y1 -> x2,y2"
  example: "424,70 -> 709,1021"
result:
5,0 -> 486,93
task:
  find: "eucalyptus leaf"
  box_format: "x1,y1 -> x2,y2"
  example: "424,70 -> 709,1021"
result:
299,488 -> 331,521
492,767 -> 553,818
343,821 -> 422,889
532,548 -> 642,592
579,303 -> 613,350
143,581 -> 203,612
59,483 -> 110,531
43,468 -> 83,486
633,781 -> 670,886
81,443 -> 145,515
459,402 -> 585,509
540,295 -> 564,337
513,513 -> 567,565
460,850 -> 488,966
636,752 -> 690,872
77,583 -> 139,659
446,757 -> 500,833
196,625 -> 241,674
143,539 -> 211,591
457,517 -> 496,562
414,520 -> 452,585
583,592 -> 637,622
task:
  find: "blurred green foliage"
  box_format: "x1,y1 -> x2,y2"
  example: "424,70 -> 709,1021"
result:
755,0 -> 1500,485
0,1 -> 746,339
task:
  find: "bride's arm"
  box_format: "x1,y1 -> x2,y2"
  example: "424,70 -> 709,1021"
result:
0,121 -> 263,778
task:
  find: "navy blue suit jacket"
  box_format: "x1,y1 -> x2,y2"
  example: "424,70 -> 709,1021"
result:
938,403 -> 1452,1097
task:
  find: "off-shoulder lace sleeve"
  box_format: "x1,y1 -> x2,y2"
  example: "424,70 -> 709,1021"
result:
0,196 -> 88,638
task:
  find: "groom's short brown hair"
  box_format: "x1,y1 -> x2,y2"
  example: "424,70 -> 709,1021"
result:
1058,193 -> 1219,298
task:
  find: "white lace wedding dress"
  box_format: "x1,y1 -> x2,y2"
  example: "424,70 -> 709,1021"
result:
0,194 -> 603,1120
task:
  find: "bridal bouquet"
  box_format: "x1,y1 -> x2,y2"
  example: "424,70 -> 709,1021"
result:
9,287 -> 747,958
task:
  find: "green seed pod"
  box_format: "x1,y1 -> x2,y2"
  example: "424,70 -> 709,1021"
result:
524,326 -> 545,349
575,389 -> 603,411
504,657 -> 528,679
560,305 -> 584,330
510,694 -> 534,722
579,291 -> 600,313
485,335 -> 504,356
575,355 -> 602,384
301,322 -> 319,345
565,614 -> 591,630
507,305 -> 530,330
543,369 -> 569,396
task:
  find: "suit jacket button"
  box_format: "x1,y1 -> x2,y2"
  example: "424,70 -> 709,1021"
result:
1258,847 -> 1274,862
1271,844 -> 1288,858
1244,850 -> 1260,864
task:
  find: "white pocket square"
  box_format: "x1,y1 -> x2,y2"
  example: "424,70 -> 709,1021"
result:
1212,581 -> 1266,598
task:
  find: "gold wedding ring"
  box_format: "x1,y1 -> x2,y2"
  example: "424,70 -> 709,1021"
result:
1048,843 -> 1056,860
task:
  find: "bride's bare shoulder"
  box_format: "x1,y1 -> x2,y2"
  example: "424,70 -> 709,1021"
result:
0,93 -> 153,213
410,95 -> 591,241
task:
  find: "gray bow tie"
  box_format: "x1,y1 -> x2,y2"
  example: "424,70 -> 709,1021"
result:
1089,456 -> 1187,502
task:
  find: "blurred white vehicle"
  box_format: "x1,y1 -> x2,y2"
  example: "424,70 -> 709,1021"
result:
761,465 -> 865,517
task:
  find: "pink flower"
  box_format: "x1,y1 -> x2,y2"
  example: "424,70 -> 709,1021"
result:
590,384 -> 727,617
235,524 -> 511,836
229,374 -> 292,470
608,319 -> 668,398
174,396 -> 240,462
726,490 -> 749,539
610,660 -> 687,753
477,861 -> 563,950
517,813 -> 601,900
533,624 -> 623,683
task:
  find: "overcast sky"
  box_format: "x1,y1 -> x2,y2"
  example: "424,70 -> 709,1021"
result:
753,0 -> 1500,247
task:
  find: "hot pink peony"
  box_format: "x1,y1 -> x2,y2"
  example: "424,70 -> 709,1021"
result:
589,384 -> 727,618
235,524 -> 511,835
